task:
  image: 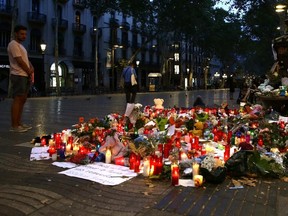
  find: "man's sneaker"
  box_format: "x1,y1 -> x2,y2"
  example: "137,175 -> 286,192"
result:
21,124 -> 32,130
10,126 -> 28,133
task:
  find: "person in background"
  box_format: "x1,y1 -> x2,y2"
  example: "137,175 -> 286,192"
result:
193,95 -> 206,107
227,73 -> 235,100
122,62 -> 138,123
7,25 -> 34,132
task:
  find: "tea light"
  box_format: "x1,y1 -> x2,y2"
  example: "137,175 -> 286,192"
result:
193,174 -> 203,187
105,148 -> 112,164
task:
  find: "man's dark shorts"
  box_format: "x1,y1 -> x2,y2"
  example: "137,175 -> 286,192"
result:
10,75 -> 30,98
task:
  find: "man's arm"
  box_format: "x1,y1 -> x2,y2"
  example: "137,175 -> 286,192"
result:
14,56 -> 33,76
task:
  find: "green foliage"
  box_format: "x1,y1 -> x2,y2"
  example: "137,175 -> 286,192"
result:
185,118 -> 195,131
247,151 -> 286,178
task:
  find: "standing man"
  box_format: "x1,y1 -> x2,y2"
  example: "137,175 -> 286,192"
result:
7,25 -> 34,132
122,62 -> 137,122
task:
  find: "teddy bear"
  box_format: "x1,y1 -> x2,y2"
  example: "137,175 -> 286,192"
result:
153,98 -> 164,109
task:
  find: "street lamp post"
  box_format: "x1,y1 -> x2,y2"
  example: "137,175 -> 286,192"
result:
136,60 -> 140,87
275,4 -> 287,35
40,41 -> 47,95
111,45 -> 123,91
94,27 -> 99,89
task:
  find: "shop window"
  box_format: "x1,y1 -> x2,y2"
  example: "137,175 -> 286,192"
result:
174,65 -> 180,74
50,63 -> 63,87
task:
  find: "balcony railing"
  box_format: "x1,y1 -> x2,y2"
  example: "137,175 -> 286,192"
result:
109,18 -> 119,28
121,39 -> 131,48
120,21 -> 130,30
52,18 -> 68,30
27,12 -> 47,25
0,4 -> 13,17
72,23 -> 86,34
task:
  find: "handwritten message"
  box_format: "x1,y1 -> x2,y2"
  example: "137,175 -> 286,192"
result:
59,162 -> 137,186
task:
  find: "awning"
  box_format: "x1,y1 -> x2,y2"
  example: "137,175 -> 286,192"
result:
148,73 -> 162,78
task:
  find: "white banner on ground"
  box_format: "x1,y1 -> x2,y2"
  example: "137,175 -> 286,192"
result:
30,146 -> 50,161
59,162 -> 137,186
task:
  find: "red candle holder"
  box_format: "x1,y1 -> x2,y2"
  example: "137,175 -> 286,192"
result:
48,146 -> 56,156
163,143 -> 172,158
115,156 -> 125,166
171,163 -> 179,186
224,145 -> 230,162
129,153 -> 136,170
134,155 -> 141,173
41,138 -> 46,146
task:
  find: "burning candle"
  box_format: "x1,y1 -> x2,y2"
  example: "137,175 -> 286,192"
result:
41,138 -> 46,146
129,153 -> 136,170
163,142 -> 172,158
171,163 -> 179,186
142,158 -> 150,177
224,145 -> 230,162
192,163 -> 199,177
180,152 -> 188,161
192,136 -> 199,150
114,156 -> 125,166
258,135 -> 264,147
134,155 -> 141,173
150,156 -> 156,175
54,133 -> 61,149
48,145 -> 56,157
105,148 -> 112,164
193,175 -> 203,187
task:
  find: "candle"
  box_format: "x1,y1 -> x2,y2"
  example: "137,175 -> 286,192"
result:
180,152 -> 188,160
258,135 -> 264,147
192,163 -> 199,177
114,156 -> 125,166
105,148 -> 112,164
41,138 -> 46,146
129,153 -> 136,170
163,142 -> 172,158
171,163 -> 179,186
192,136 -> 199,150
142,158 -> 150,177
48,145 -> 56,157
54,133 -> 61,149
224,145 -> 230,162
134,155 -> 141,173
149,156 -> 156,175
193,175 -> 203,187
155,157 -> 163,175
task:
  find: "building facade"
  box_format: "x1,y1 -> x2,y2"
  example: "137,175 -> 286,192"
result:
0,0 -> 161,95
0,0 -> 215,96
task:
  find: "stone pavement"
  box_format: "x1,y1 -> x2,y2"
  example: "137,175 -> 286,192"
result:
0,89 -> 287,216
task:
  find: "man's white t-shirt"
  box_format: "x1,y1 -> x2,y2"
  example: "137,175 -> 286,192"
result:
7,40 -> 29,77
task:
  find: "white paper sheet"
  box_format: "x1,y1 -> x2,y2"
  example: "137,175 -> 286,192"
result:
178,179 -> 195,187
59,162 -> 137,186
52,162 -> 78,168
30,146 -> 50,161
